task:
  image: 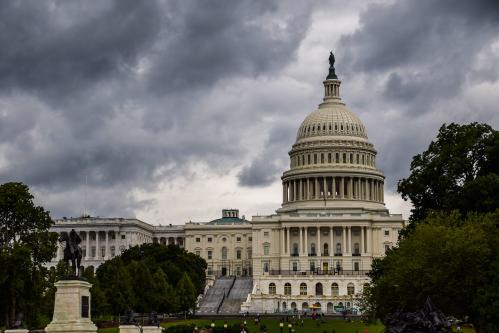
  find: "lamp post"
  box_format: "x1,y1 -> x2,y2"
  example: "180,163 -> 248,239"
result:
223,321 -> 228,333
280,322 -> 284,333
288,323 -> 292,333
211,321 -> 215,329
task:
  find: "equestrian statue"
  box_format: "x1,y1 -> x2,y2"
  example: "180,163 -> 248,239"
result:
58,229 -> 83,277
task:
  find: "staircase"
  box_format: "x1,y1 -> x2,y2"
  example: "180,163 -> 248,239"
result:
197,277 -> 235,314
218,277 -> 253,314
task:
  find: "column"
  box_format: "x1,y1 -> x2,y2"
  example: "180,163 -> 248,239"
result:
317,227 -> 321,256
287,227 -> 290,255
323,177 -> 327,197
329,226 -> 333,255
304,227 -> 308,255
95,231 -> 99,260
105,231 -> 109,259
315,178 -> 319,198
366,227 -> 372,255
361,227 -> 365,254
283,183 -> 287,203
357,178 -> 361,199
347,227 -> 351,254
307,178 -> 311,200
340,177 -> 345,198
299,179 -> 303,201
299,227 -> 303,255
281,228 -> 285,254
381,182 -> 384,202
293,180 -> 297,201
348,177 -> 353,199
85,231 -> 90,260
332,176 -> 336,199
365,179 -> 369,200
342,227 -> 346,254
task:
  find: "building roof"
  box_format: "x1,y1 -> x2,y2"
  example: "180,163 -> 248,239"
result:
206,216 -> 250,225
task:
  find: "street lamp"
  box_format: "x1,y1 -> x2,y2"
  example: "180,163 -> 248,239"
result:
288,323 -> 292,333
280,322 -> 284,333
211,321 -> 215,329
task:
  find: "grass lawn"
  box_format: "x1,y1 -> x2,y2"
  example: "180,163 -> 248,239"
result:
97,318 -> 475,333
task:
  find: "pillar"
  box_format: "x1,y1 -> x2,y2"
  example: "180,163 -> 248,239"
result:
105,231 -> 109,259
85,231 -> 90,260
293,180 -> 297,201
323,177 -> 327,197
317,227 -> 321,256
307,178 -> 310,200
287,227 -> 290,255
366,227 -> 372,255
342,227 -> 346,254
281,228 -> 285,254
348,177 -> 353,199
304,227 -> 308,255
347,227 -> 351,254
329,226 -> 333,255
340,177 -> 344,198
361,227 -> 365,254
332,176 -> 336,199
283,183 -> 287,203
95,231 -> 99,259
299,227 -> 303,255
315,178 -> 319,198
299,179 -> 303,201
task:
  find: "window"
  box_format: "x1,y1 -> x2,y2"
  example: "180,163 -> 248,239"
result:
110,246 -> 115,257
249,237 -> 252,241
195,250 -> 201,256
208,237 -> 212,242
347,283 -> 355,295
384,230 -> 390,236
269,283 -> 276,295
101,247 -> 105,258
328,153 -> 332,163
236,237 -> 241,242
310,243 -> 316,255
284,283 -> 292,295
222,247 -> 228,260
321,154 -> 324,163
335,153 -> 339,163
354,262 -> 359,271
316,283 -> 323,296
264,232 -> 269,237
384,244 -> 391,253
263,243 -> 270,256
247,248 -> 252,259
336,243 -> 342,254
310,261 -> 315,272
121,235 -> 126,240
354,243 -> 360,255
323,243 -> 329,256
292,243 -> 299,256
195,238 -> 201,243
314,154 -> 317,164
119,245 -> 125,253
300,283 -> 307,295
263,262 -> 269,272
207,250 -> 212,260
292,262 -> 298,271
82,247 -> 86,258
236,249 -> 241,259
207,267 -> 213,276
331,283 -> 339,296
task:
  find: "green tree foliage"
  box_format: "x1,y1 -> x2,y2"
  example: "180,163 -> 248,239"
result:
176,272 -> 197,317
95,243 -> 206,316
0,182 -> 58,328
398,123 -> 499,233
367,211 -> 499,333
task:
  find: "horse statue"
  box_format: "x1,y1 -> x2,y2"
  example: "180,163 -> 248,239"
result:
58,229 -> 83,277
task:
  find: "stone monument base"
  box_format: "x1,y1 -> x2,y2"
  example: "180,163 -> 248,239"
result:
45,280 -> 97,333
142,326 -> 163,333
119,325 -> 141,333
5,329 -> 29,333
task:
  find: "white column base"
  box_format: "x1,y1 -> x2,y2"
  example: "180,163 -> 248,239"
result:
119,325 -> 141,333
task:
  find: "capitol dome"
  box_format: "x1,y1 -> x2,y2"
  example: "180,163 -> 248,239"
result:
279,54 -> 387,213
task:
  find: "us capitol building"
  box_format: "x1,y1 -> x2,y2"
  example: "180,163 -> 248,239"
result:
49,54 -> 404,314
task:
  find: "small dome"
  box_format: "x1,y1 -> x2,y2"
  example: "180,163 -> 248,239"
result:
296,103 -> 368,141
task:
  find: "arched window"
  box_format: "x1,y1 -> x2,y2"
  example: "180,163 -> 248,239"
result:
292,243 -> 299,256
269,283 -> 276,295
300,283 -> 307,295
222,247 -> 228,260
284,283 -> 292,295
302,302 -> 309,311
327,302 -> 334,314
282,302 -> 287,310
315,283 -> 323,296
291,302 -> 297,310
331,283 -> 339,296
263,243 -> 270,256
323,243 -> 329,256
347,283 -> 355,295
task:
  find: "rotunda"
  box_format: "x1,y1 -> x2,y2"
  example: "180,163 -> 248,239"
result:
280,59 -> 385,212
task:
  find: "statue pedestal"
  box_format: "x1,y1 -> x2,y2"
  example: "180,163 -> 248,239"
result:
45,280 -> 97,333
142,326 -> 162,333
119,325 -> 141,333
5,330 -> 29,333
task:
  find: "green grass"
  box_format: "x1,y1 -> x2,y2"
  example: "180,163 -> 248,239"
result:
97,318 -> 475,333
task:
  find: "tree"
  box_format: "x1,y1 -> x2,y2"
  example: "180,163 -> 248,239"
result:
367,211 -> 499,333
398,122 -> 499,234
175,272 -> 197,318
0,182 -> 58,328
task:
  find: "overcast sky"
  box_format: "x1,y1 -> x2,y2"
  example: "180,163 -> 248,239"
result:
1,0 -> 498,224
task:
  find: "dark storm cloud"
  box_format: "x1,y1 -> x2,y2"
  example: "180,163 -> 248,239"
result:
0,0 -> 315,218
148,0 -> 314,94
337,0 -> 499,190
238,124 -> 295,187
